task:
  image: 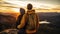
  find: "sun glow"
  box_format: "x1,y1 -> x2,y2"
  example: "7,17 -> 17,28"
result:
5,0 -> 55,9
0,0 -> 60,13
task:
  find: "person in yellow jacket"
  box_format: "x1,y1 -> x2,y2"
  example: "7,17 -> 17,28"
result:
17,3 -> 39,34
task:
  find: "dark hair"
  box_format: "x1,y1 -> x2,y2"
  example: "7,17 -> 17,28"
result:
27,3 -> 33,10
20,8 -> 25,15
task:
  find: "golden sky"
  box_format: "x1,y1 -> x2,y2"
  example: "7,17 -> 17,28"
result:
0,0 -> 60,13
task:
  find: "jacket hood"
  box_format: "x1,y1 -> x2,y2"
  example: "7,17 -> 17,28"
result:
27,10 -> 35,14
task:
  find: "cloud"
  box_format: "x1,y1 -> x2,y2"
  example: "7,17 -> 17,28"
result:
3,0 -> 60,9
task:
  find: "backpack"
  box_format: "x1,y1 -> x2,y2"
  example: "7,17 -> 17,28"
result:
26,13 -> 37,30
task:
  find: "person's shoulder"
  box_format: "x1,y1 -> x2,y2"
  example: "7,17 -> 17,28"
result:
27,9 -> 35,11
32,9 -> 35,11
23,13 -> 27,16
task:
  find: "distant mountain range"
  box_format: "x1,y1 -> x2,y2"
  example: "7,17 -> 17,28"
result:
37,12 -> 60,21
37,12 -> 60,26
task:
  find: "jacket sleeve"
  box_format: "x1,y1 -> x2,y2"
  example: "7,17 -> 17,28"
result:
17,14 -> 26,29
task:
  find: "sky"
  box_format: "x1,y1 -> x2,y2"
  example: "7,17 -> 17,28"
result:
8,0 -> 60,5
4,0 -> 60,9
19,0 -> 60,5
0,0 -> 60,12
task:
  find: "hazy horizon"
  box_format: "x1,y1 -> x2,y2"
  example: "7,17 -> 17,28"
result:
0,0 -> 60,13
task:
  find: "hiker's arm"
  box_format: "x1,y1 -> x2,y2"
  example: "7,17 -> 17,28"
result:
17,15 -> 25,29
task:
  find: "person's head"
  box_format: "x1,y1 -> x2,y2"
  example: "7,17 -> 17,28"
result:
20,8 -> 25,15
27,3 -> 33,10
